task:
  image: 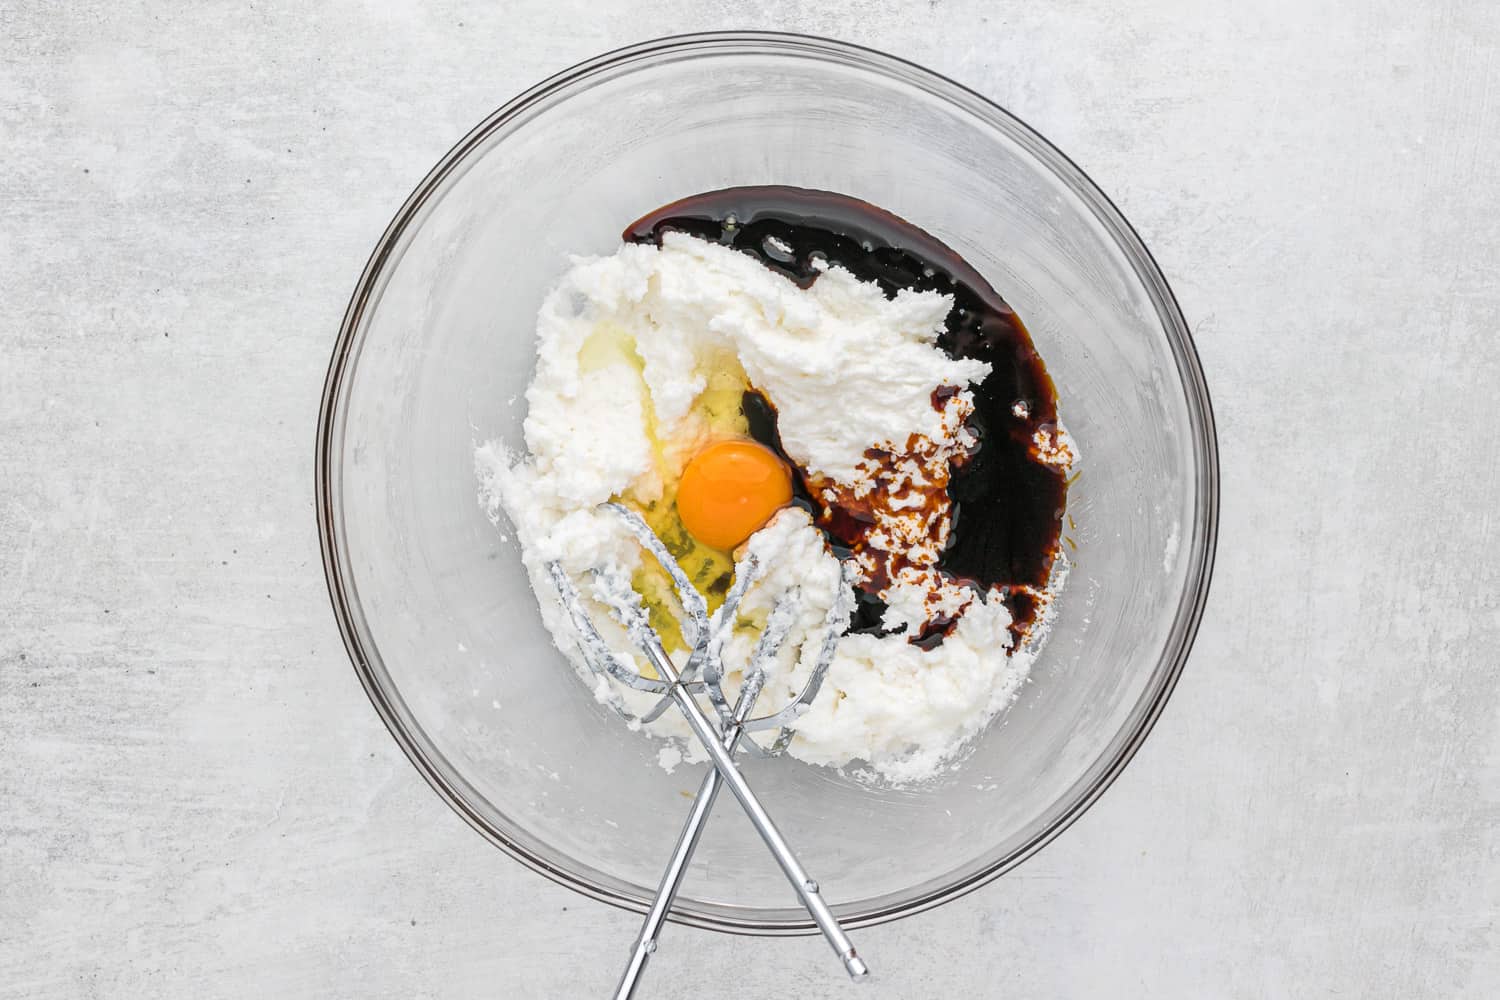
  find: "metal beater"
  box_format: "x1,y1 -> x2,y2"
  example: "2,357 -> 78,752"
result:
546,502 -> 866,997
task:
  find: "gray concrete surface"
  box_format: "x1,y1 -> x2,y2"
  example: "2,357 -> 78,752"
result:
3,2 -> 1498,997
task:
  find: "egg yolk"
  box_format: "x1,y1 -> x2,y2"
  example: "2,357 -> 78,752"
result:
675,439 -> 794,551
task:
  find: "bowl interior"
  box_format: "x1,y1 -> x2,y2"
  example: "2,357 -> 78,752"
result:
322,35 -> 1214,929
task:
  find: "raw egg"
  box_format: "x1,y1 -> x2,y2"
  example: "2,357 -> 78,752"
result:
675,439 -> 793,550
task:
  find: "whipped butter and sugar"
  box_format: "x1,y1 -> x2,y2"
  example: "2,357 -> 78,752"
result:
480,231 -> 1071,782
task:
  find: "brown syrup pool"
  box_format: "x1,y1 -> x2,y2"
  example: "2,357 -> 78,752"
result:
625,186 -> 1067,646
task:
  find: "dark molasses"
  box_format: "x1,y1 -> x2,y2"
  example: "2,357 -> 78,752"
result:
625,187 -> 1067,645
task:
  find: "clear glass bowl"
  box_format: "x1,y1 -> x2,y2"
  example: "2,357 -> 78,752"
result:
316,32 -> 1218,933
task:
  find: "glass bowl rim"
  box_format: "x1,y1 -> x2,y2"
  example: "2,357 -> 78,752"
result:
315,29 -> 1220,935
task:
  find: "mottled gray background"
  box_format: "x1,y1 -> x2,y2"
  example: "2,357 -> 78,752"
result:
3,1 -> 1497,997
